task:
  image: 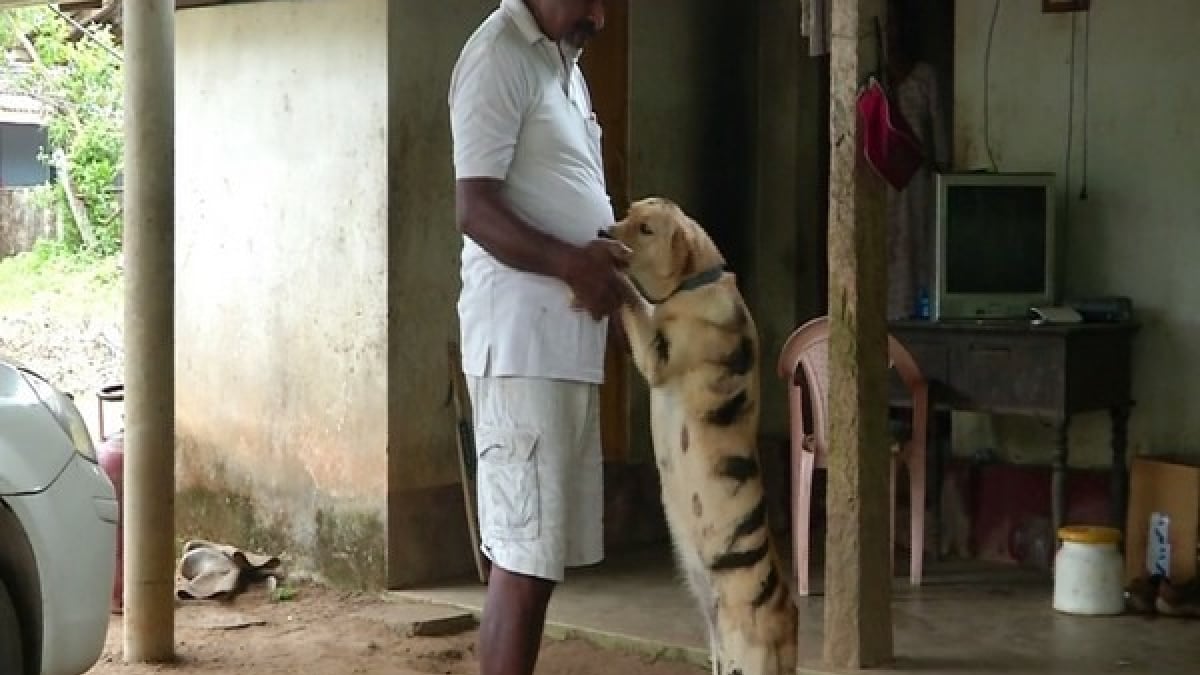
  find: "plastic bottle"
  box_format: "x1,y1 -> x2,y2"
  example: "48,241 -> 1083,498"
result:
915,285 -> 931,320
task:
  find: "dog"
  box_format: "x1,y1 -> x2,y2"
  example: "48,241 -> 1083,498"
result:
608,196 -> 798,675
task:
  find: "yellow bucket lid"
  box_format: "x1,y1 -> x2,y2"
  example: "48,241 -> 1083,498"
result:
1058,525 -> 1122,545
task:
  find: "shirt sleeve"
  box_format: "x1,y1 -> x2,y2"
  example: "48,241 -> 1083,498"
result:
449,43 -> 533,181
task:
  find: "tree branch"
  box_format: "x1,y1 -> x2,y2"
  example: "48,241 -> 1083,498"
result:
53,150 -> 99,249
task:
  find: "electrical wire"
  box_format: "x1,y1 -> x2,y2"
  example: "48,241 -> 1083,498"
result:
1080,10 -> 1090,200
1064,13 -> 1077,228
983,0 -> 1000,172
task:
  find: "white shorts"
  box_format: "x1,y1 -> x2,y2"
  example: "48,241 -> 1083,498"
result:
466,375 -> 604,583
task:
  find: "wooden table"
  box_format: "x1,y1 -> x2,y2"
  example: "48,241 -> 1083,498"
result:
887,319 -> 1140,545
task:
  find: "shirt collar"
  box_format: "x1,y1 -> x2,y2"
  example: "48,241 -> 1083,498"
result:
500,0 -> 583,61
501,0 -> 549,45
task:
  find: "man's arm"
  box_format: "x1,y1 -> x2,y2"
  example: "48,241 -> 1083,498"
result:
455,178 -> 634,320
449,42 -> 634,319
450,45 -> 584,285
455,178 -> 577,281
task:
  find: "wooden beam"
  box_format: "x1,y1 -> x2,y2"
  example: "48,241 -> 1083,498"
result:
59,0 -> 252,10
823,0 -> 894,669
579,0 -> 632,462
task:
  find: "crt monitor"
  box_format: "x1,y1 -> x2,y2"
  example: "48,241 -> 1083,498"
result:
933,171 -> 1057,320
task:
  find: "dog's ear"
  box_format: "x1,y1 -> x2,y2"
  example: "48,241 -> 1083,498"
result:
651,222 -> 684,282
679,215 -> 725,272
670,221 -> 695,280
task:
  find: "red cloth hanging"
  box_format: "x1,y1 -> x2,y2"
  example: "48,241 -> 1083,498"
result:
857,75 -> 925,191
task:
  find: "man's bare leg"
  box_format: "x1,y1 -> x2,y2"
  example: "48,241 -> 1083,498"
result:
479,564 -> 556,675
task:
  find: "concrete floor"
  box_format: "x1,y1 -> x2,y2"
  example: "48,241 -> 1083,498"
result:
396,545 -> 1200,674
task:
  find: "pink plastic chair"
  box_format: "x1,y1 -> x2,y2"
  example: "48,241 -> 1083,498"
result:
777,316 -> 929,595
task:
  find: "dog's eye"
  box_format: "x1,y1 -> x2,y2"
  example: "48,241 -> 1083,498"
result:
638,222 -> 653,235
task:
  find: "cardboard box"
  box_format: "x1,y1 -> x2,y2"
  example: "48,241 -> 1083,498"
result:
1125,456 -> 1200,583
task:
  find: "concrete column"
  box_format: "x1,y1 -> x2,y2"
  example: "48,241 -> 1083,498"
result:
823,0 -> 893,669
122,0 -> 175,663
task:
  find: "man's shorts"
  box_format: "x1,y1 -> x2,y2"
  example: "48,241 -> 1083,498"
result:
466,375 -> 604,583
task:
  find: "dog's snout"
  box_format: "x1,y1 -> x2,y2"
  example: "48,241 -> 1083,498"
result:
597,225 -> 616,240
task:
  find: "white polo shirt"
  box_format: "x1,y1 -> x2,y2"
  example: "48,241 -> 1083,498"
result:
449,0 -> 613,384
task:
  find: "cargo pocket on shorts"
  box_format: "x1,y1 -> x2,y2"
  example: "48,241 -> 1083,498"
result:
476,425 -> 541,542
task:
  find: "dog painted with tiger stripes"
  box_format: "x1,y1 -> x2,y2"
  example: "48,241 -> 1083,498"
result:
607,197 -> 798,675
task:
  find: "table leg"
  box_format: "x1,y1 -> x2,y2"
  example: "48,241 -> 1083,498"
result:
1052,416 -> 1072,539
930,409 -> 949,561
1110,405 -> 1131,536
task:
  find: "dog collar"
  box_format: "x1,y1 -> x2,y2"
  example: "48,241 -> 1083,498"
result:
634,265 -> 726,304
675,265 -> 725,294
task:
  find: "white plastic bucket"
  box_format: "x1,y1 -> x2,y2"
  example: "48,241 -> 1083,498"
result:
1053,525 -> 1125,616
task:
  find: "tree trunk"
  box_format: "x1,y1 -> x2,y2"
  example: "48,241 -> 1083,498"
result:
53,151 -> 99,249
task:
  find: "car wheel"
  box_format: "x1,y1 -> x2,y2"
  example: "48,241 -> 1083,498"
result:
0,577 -> 22,674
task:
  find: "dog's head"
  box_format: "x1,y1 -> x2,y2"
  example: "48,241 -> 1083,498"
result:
608,197 -> 725,301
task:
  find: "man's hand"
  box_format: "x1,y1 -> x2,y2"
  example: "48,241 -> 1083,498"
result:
559,239 -> 636,321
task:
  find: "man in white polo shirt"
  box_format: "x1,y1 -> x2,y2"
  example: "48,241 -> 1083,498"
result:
448,1 -> 628,673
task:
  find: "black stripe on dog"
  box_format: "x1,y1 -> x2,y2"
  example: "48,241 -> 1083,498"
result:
653,330 -> 670,363
729,498 -> 767,545
711,540 -> 769,571
752,567 -> 780,608
681,426 -> 689,453
706,389 -> 750,427
722,336 -> 754,376
718,455 -> 758,484
776,578 -> 791,608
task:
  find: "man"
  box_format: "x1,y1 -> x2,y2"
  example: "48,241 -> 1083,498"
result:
447,1 -> 628,674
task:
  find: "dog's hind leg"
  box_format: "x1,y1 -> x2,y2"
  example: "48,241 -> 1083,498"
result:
678,551 -> 723,675
710,606 -> 797,675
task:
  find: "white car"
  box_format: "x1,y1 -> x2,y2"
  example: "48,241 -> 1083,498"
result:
0,357 -> 117,675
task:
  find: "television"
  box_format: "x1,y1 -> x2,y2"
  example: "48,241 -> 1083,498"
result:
932,171 -> 1059,320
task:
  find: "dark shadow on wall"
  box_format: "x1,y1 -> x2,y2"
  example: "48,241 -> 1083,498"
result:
685,1 -> 757,275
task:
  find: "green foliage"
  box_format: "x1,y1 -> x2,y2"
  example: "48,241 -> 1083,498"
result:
2,8 -> 123,256
269,584 -> 299,603
0,239 -> 122,312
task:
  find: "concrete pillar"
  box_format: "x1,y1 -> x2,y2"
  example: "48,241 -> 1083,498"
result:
823,0 -> 894,669
121,0 -> 175,663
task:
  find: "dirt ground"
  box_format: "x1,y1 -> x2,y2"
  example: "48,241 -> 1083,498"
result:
86,582 -> 703,675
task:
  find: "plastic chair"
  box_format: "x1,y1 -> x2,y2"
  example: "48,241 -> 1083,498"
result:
777,316 -> 929,595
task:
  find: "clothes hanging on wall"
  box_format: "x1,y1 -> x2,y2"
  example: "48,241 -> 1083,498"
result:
800,0 -> 831,56
885,62 -> 950,321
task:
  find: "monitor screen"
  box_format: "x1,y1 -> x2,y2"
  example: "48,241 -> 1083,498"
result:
944,184 -> 1047,294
